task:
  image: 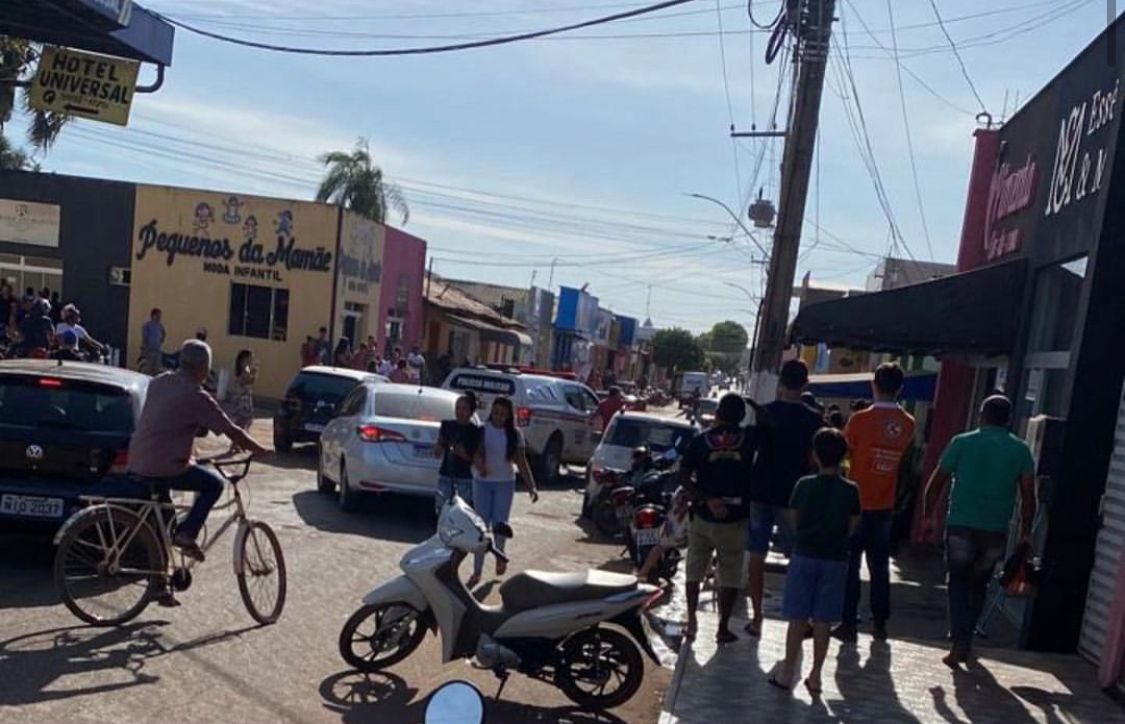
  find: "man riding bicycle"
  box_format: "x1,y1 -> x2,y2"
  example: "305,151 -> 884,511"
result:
127,340 -> 269,563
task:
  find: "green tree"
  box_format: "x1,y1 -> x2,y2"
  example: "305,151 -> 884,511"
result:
316,138 -> 409,225
0,37 -> 69,158
707,320 -> 749,354
696,331 -> 713,351
0,134 -> 31,170
651,327 -> 703,372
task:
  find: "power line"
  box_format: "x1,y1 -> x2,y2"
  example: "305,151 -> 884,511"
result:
926,0 -> 987,113
156,0 -> 699,56
886,0 -> 934,261
714,0 -> 744,205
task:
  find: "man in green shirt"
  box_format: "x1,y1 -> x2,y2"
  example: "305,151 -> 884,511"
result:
922,395 -> 1036,668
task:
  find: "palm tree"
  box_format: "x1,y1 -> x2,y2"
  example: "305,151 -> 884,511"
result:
316,138 -> 409,225
0,134 -> 30,170
0,37 -> 68,152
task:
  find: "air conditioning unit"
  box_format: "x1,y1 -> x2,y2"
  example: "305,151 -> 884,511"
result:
108,266 -> 131,286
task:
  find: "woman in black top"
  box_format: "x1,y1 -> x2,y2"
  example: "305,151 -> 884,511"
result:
432,391 -> 480,516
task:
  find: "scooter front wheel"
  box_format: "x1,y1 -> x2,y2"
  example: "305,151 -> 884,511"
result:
339,602 -> 428,672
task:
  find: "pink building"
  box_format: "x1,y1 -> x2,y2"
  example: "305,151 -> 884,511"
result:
379,226 -> 427,354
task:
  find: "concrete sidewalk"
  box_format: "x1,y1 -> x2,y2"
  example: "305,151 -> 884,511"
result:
657,551 -> 1125,723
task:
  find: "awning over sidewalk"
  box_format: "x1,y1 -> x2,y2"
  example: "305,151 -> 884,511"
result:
1,1 -> 175,66
448,315 -> 529,348
791,258 -> 1028,356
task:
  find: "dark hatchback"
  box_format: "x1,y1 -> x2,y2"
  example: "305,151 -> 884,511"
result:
0,360 -> 149,532
272,366 -> 386,453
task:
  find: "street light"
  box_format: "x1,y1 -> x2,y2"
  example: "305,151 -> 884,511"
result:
685,192 -> 770,258
724,281 -> 763,371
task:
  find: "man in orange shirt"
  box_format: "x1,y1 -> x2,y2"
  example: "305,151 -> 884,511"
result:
834,362 -> 915,643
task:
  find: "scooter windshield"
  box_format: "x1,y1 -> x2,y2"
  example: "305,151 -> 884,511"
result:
438,496 -> 489,553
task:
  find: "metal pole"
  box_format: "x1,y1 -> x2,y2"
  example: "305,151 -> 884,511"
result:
751,0 -> 836,399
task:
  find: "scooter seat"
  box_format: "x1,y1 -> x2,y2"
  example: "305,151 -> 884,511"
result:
500,570 -> 638,611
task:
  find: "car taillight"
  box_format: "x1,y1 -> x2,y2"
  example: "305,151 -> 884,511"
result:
39,378 -> 64,388
593,468 -> 616,485
516,406 -> 532,427
284,394 -> 302,411
634,507 -> 661,529
611,487 -> 634,504
357,425 -> 407,443
109,450 -> 129,475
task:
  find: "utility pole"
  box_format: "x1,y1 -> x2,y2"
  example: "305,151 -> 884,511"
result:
751,0 -> 837,399
547,257 -> 558,291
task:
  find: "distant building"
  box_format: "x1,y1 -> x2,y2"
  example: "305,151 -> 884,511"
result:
866,257 -> 956,292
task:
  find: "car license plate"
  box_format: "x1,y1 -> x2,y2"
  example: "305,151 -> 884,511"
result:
634,527 -> 660,547
303,423 -> 326,433
1,494 -> 64,519
413,444 -> 432,458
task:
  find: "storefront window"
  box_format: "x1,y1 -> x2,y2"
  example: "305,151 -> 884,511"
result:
1028,256 -> 1087,353
229,283 -> 289,342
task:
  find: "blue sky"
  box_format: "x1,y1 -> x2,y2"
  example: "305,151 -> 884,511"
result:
11,0 -> 1115,332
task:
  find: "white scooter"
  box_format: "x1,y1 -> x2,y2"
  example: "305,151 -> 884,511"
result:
338,496 -> 662,710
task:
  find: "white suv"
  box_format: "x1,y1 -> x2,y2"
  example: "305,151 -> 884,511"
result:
441,367 -> 599,484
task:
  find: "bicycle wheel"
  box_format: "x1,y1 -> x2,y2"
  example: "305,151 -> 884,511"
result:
236,520 -> 287,625
54,507 -> 164,626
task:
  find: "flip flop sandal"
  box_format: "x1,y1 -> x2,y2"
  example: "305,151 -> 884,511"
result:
804,679 -> 823,695
743,620 -> 762,637
767,675 -> 792,691
716,630 -> 739,645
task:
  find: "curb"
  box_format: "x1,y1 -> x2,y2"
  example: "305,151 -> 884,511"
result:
657,637 -> 689,724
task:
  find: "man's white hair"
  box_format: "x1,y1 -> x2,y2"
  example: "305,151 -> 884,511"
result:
179,339 -> 212,376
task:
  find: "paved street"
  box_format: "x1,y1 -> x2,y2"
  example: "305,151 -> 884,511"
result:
0,418 -> 670,724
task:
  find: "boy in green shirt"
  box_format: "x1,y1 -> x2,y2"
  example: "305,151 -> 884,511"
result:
771,427 -> 861,694
923,395 -> 1036,668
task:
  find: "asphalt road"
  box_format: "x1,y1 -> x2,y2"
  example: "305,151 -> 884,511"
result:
0,419 -> 672,724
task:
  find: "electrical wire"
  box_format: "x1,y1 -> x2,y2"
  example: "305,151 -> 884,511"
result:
714,0 -> 744,205
927,0 -> 987,113
155,0 -> 698,56
886,0 -> 934,261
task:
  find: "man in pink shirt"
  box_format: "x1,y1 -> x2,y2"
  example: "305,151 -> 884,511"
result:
128,340 -> 268,562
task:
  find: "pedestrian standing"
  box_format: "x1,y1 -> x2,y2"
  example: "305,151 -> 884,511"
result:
680,393 -> 762,644
140,308 -> 165,375
469,396 -> 539,589
746,359 -> 824,637
377,354 -> 393,377
407,345 -> 426,384
333,338 -> 352,367
834,362 -> 915,643
389,358 -> 411,383
772,427 -> 861,694
316,327 -> 331,364
0,282 -> 15,339
227,349 -> 258,430
592,387 -> 625,431
433,391 -> 480,514
352,342 -> 370,371
300,336 -> 319,367
922,395 -> 1036,668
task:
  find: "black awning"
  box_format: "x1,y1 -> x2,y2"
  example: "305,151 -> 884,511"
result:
790,258 -> 1028,356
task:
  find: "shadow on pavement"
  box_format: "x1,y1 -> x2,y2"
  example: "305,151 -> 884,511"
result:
292,490 -> 432,545
318,669 -> 628,724
0,532 -> 60,609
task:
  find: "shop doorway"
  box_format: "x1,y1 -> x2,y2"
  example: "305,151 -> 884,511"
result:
0,253 -> 62,299
342,302 -> 366,348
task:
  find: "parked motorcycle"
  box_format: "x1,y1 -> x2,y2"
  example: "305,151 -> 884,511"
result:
589,468 -> 634,538
338,496 -> 661,711
625,465 -> 682,582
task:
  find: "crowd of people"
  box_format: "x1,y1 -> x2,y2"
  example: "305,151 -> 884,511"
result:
299,327 -> 429,384
0,282 -> 106,360
667,358 -> 1037,692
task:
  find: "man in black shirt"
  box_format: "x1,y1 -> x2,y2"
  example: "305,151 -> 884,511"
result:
745,359 -> 825,636
680,393 -> 761,644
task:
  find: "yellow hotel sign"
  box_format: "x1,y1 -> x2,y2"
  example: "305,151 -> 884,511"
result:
29,46 -> 139,126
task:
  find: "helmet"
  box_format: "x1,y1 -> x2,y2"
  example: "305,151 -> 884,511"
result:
62,303 -> 79,319
59,330 -> 79,349
34,298 -> 50,316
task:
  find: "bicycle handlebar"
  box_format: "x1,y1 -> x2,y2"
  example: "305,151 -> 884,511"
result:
197,455 -> 254,484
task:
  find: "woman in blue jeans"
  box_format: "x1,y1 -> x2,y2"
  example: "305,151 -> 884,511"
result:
433,392 -> 480,515
468,396 -> 539,589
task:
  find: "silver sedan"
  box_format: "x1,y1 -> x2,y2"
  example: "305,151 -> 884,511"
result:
318,382 -> 464,513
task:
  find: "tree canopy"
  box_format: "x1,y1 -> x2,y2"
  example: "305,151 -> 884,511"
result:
652,327 -> 704,372
1,38 -> 69,164
706,320 -> 750,354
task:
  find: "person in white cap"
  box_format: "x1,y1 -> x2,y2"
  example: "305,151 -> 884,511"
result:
56,304 -> 105,358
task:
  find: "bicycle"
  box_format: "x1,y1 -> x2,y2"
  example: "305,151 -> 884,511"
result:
52,456 -> 287,627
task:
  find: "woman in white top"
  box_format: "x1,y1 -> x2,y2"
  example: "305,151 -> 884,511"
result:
469,396 -> 539,589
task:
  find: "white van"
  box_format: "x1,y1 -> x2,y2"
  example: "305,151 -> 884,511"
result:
678,371 -> 709,404
441,367 -> 599,485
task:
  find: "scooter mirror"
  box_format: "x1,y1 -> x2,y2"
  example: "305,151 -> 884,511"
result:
424,680 -> 486,724
493,521 -> 514,539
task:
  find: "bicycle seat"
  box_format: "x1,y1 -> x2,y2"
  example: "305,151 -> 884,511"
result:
499,570 -> 638,611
